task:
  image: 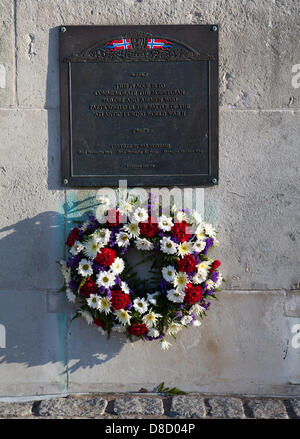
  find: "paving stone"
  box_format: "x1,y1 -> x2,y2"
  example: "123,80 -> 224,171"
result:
38,397 -> 107,418
114,397 -> 164,416
206,397 -> 244,418
246,399 -> 288,419
0,402 -> 33,418
289,399 -> 300,418
170,395 -> 206,418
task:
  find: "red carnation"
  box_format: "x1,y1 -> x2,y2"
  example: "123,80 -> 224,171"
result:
138,217 -> 159,238
211,260 -> 221,271
80,278 -> 98,298
106,209 -> 121,227
94,248 -> 116,266
177,255 -> 197,273
171,220 -> 190,243
128,323 -> 148,337
66,227 -> 80,247
111,289 -> 131,310
93,318 -> 106,329
184,283 -> 203,304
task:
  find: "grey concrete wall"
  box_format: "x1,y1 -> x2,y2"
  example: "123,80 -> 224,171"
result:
0,0 -> 299,398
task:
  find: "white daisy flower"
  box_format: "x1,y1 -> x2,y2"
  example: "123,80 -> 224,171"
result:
167,289 -> 185,303
121,281 -> 130,295
112,324 -> 126,333
115,309 -> 131,325
158,215 -> 173,232
178,241 -> 193,257
193,240 -> 206,253
83,237 -> 101,259
197,260 -> 212,275
215,273 -> 223,288
133,297 -> 149,314
98,296 -> 111,315
96,271 -> 116,289
110,257 -> 125,275
204,222 -> 216,238
162,265 -> 177,282
123,222 -> 140,238
192,319 -> 202,327
79,309 -> 93,325
116,231 -> 131,247
195,225 -> 206,241
119,201 -> 133,215
132,207 -> 148,223
173,272 -> 188,291
189,303 -> 206,315
66,288 -> 76,303
142,311 -> 162,328
87,293 -> 101,309
190,210 -> 203,226
193,272 -> 207,284
69,240 -> 84,256
160,237 -> 178,255
135,237 -> 154,251
181,315 -> 193,326
160,339 -> 172,351
167,322 -> 183,336
60,260 -> 71,283
77,259 -> 93,277
206,279 -> 215,289
147,328 -> 160,338
80,220 -> 90,232
95,228 -> 111,246
175,210 -> 186,222
147,292 -> 160,306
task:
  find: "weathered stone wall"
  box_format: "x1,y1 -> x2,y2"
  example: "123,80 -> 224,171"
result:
0,0 -> 299,398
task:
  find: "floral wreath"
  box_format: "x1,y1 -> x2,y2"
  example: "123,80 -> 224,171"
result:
60,193 -> 222,350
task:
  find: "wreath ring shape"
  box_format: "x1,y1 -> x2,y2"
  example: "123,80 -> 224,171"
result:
60,194 -> 222,350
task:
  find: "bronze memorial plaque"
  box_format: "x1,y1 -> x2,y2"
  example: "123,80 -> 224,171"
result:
60,25 -> 219,187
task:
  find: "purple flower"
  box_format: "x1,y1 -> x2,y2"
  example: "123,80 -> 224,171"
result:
160,279 -> 168,294
98,286 -> 106,295
203,237 -> 214,256
67,253 -> 81,268
68,279 -> 78,290
144,333 -> 163,341
106,289 -> 112,298
126,301 -> 133,311
92,262 -> 101,273
211,271 -> 219,283
120,247 -> 129,255
115,276 -> 121,286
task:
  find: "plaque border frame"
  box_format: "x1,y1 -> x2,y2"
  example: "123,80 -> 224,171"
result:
60,25 -> 219,187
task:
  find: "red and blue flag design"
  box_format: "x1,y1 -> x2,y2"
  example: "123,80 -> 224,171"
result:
105,39 -> 132,51
146,38 -> 173,50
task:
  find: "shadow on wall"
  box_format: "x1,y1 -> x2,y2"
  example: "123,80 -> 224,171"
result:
0,197 -> 124,376
47,27 -> 62,191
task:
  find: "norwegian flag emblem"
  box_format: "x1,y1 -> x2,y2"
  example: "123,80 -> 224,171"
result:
146,38 -> 173,50
105,38 -> 132,51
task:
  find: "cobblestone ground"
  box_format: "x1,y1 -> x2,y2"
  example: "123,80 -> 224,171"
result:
0,394 -> 299,419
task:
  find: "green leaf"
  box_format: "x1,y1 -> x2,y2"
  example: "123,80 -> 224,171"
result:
156,382 -> 165,393
156,382 -> 187,396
